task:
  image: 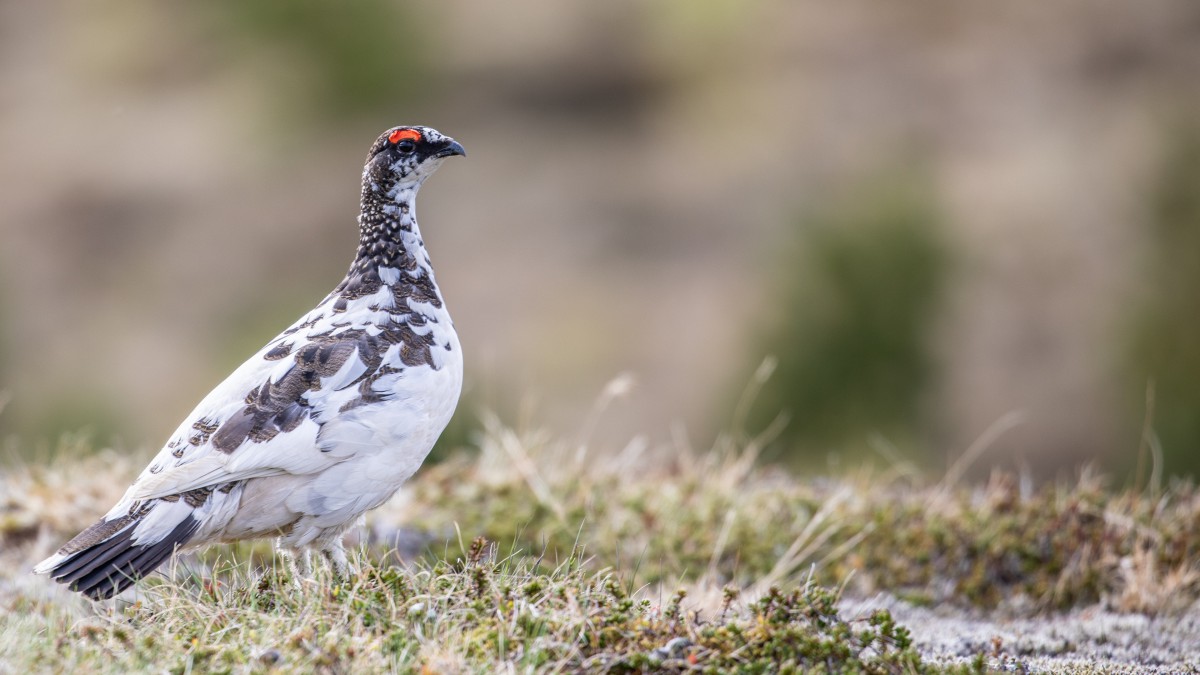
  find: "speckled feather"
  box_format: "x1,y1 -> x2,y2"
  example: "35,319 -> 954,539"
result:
35,126 -> 466,599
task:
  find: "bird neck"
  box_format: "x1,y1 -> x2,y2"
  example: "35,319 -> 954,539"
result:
330,182 -> 440,307
349,182 -> 428,275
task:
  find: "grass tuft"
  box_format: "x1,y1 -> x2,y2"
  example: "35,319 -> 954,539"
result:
3,421 -> 1200,670
8,541 -> 982,673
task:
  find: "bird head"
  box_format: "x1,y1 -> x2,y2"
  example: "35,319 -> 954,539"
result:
364,126 -> 466,194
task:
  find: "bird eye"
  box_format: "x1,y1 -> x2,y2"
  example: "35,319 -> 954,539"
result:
396,139 -> 417,153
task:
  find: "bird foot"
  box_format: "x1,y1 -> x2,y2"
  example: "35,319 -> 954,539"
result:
322,543 -> 353,580
277,545 -> 312,589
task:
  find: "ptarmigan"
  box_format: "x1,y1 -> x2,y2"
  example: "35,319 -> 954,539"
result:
35,126 -> 466,600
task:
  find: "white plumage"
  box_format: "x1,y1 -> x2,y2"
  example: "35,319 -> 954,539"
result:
35,126 -> 466,599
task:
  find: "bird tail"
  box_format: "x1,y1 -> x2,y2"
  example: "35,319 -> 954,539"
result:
33,500 -> 200,600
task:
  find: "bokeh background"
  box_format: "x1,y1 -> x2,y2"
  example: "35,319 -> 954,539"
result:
2,1 -> 1199,478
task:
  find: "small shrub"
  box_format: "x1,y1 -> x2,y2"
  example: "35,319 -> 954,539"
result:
739,174 -> 949,465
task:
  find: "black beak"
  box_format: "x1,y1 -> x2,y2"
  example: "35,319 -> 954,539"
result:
434,140 -> 466,159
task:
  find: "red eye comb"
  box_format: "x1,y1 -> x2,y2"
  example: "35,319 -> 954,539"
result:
388,129 -> 421,144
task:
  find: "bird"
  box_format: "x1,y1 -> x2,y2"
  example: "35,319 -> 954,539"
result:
34,125 -> 466,600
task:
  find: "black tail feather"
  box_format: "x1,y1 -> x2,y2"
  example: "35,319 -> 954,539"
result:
68,542 -> 150,597
48,525 -> 136,584
48,516 -> 200,600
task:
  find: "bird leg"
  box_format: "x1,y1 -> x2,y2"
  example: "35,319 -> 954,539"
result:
321,540 -> 351,579
278,541 -> 312,584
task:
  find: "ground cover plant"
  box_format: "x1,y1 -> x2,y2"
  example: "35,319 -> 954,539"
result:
2,418 -> 1199,672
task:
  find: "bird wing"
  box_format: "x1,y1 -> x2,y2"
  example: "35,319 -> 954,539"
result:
127,303 -> 393,502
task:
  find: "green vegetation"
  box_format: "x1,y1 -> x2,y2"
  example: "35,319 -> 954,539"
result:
403,421 -> 1200,614
3,421 -> 1199,671
7,552 -> 972,674
1124,125 -> 1200,478
740,176 -> 949,464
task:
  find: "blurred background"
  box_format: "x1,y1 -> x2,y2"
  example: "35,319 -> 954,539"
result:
2,1 -> 1199,478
